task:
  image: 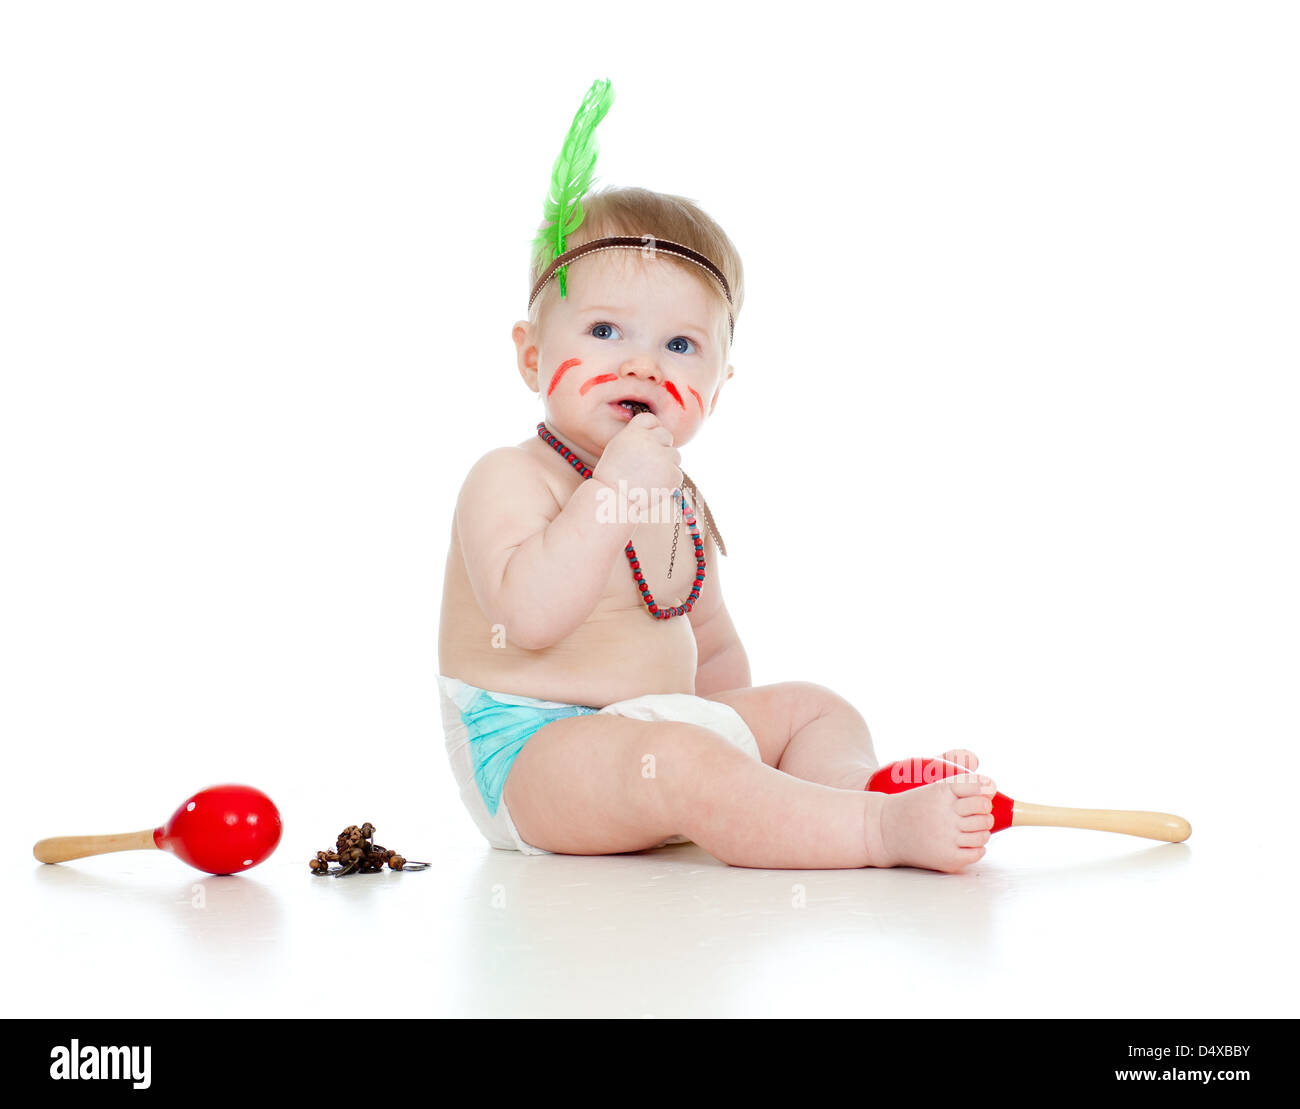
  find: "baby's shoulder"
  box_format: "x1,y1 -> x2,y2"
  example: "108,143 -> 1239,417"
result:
457,443 -> 557,505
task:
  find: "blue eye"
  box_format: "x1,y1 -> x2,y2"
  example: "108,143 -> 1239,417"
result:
667,336 -> 696,355
591,323 -> 621,340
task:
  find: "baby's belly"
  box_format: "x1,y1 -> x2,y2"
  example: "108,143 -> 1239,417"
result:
440,598 -> 699,707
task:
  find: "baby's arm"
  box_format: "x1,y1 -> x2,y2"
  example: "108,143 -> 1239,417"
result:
688,531 -> 751,695
455,447 -> 629,649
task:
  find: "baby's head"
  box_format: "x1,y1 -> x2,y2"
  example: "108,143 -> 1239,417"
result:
513,186 -> 744,459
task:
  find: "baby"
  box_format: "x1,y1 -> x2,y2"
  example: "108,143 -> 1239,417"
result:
437,186 -> 997,871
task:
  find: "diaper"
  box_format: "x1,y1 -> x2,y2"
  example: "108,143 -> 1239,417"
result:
437,674 -> 761,855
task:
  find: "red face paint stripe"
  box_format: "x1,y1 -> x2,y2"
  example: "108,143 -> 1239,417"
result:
687,386 -> 704,414
546,358 -> 582,397
579,373 -> 619,396
664,381 -> 686,409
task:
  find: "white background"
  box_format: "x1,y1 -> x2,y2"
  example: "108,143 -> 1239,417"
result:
2,1 -> 1296,1019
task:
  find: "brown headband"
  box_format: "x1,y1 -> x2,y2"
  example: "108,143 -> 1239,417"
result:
528,235 -> 735,343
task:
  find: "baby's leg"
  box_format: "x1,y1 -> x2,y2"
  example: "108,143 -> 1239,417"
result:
705,681 -> 878,789
502,714 -> 995,871
706,681 -> 980,790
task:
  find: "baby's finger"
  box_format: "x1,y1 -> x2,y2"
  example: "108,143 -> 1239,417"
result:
632,412 -> 674,445
959,814 -> 995,832
946,773 -> 997,798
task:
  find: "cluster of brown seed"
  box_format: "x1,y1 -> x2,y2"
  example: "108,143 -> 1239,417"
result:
309,823 -> 427,876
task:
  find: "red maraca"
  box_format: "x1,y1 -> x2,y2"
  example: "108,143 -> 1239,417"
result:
867,757 -> 1191,842
33,784 -> 283,874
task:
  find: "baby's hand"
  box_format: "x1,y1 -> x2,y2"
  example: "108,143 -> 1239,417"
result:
591,412 -> 683,496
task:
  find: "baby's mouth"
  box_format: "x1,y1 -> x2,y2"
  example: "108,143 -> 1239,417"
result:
617,399 -> 653,416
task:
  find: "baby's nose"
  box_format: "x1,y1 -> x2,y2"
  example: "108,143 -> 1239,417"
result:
619,354 -> 662,383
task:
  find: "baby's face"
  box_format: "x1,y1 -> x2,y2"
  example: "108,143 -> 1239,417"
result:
515,249 -> 733,457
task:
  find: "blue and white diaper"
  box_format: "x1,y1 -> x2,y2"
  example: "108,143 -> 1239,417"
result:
437,674 -> 761,855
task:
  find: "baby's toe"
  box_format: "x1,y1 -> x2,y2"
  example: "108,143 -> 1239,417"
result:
946,773 -> 997,799
955,795 -> 993,817
937,843 -> 987,872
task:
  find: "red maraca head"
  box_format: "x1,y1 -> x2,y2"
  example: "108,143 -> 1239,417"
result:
867,757 -> 1014,832
154,784 -> 282,875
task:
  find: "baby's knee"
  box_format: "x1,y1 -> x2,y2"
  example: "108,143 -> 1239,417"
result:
779,680 -> 866,725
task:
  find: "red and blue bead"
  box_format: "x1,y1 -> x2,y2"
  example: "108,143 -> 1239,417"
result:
537,422 -> 706,620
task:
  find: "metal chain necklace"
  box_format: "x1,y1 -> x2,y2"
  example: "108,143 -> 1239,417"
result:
666,487 -> 681,579
536,422 -> 705,619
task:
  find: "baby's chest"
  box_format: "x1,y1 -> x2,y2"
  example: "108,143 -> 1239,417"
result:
602,509 -> 703,609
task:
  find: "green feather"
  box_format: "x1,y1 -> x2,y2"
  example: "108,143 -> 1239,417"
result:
532,78 -> 615,298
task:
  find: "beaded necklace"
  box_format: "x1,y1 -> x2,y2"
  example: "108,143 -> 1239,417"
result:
536,422 -> 705,620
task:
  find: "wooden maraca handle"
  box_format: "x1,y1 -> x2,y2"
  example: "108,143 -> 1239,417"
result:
33,828 -> 159,864
1013,802 -> 1191,842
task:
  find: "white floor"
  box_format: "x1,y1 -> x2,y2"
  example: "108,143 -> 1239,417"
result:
8,773 -> 1295,1019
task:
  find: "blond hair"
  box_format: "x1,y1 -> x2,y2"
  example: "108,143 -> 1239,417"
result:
528,186 -> 745,340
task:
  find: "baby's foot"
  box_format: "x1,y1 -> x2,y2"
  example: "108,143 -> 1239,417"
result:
866,773 -> 997,873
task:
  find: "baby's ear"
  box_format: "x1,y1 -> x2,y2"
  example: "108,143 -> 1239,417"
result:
513,320 -> 540,393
